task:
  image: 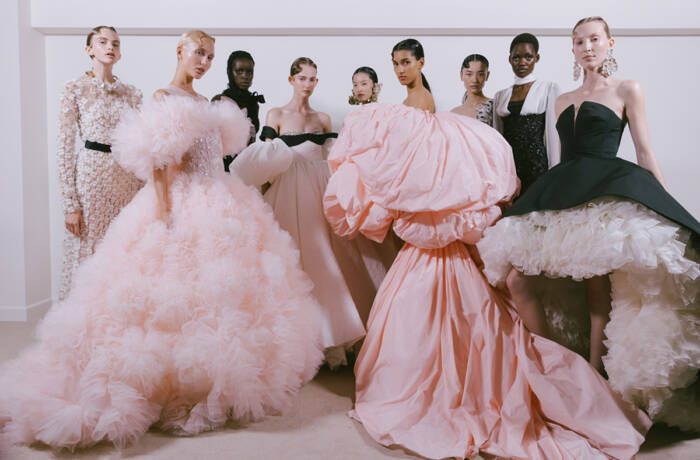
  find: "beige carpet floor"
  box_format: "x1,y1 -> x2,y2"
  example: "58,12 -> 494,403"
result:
1,318 -> 699,460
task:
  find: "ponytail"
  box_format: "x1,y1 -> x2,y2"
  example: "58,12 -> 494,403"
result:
421,72 -> 431,92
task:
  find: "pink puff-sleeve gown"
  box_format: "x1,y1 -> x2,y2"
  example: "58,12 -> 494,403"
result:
323,103 -> 651,460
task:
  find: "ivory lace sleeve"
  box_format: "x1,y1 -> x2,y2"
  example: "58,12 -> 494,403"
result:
57,82 -> 81,214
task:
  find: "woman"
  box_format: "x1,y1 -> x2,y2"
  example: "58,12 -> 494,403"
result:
0,30 -> 323,449
450,54 -> 493,125
493,33 -> 560,192
348,66 -> 380,105
478,17 -> 700,432
232,58 -> 389,367
324,37 -> 649,459
212,50 -> 265,171
58,25 -> 143,300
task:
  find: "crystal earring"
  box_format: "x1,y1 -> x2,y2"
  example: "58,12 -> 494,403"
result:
600,49 -> 618,77
573,61 -> 582,81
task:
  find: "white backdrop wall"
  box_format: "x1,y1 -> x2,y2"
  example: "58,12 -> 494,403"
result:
2,0 -> 699,316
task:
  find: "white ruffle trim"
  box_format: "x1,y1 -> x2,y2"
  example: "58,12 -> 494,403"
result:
477,199 -> 700,430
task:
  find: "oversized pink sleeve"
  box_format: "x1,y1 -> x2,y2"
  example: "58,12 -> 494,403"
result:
324,104 -> 518,249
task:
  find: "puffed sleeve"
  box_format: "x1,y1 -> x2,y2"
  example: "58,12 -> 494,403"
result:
56,82 -> 81,214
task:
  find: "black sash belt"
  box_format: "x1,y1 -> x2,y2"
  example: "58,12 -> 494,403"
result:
85,140 -> 111,153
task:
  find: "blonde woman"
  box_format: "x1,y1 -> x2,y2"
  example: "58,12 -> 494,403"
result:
0,30 -> 323,450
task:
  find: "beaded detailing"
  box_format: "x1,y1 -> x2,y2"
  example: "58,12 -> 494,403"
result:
57,74 -> 143,299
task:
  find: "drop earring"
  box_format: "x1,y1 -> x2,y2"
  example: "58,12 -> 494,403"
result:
600,49 -> 618,77
573,61 -> 582,81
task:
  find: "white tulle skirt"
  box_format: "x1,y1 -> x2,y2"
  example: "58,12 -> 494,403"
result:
478,198 -> 700,431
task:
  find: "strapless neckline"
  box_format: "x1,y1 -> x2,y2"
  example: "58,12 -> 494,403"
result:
561,101 -> 623,130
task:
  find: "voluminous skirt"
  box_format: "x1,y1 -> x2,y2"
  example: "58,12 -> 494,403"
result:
324,103 -> 650,459
0,172 -> 324,449
478,197 -> 700,431
234,138 -> 396,362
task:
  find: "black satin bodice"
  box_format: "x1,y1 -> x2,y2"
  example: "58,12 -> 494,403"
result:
556,101 -> 626,162
260,126 -> 337,147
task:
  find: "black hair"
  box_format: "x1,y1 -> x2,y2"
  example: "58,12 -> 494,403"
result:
353,66 -> 378,84
391,38 -> 431,92
509,33 -> 539,53
461,54 -> 489,70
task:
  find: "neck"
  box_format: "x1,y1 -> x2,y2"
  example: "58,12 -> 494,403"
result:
406,76 -> 425,94
513,73 -> 536,85
170,68 -> 196,94
288,93 -> 311,111
90,61 -> 115,82
581,69 -> 611,91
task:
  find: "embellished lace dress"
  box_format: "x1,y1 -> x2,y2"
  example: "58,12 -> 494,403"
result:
478,100 -> 700,431
0,88 -> 323,449
57,74 -> 144,300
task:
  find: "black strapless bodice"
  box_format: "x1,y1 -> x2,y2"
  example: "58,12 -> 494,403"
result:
504,101 -> 700,237
260,126 -> 337,147
556,101 -> 625,162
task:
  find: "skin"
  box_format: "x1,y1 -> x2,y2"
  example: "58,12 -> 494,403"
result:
509,21 -> 667,374
508,42 -> 539,103
352,72 -> 375,103
65,28 -> 123,237
450,60 -> 491,118
230,57 -> 254,92
265,64 -> 331,136
392,49 -> 434,112
152,36 -> 215,220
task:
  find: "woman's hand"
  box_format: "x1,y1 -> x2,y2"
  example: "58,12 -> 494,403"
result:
65,210 -> 84,237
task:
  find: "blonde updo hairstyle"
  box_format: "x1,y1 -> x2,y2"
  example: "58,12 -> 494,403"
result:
177,29 -> 215,53
572,16 -> 612,38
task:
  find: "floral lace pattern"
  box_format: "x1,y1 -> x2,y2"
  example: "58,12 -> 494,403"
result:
58,74 -> 143,299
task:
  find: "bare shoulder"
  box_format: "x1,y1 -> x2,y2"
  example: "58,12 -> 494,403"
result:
617,79 -> 644,103
265,107 -> 283,124
317,111 -> 332,132
555,90 -> 577,116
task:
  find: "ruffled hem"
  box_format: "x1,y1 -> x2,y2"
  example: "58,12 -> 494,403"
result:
0,173 -> 324,449
477,198 -> 700,429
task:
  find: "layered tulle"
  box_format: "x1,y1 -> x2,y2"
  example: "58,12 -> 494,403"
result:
113,96 -> 252,180
0,96 -> 323,449
478,198 -> 700,430
324,104 -> 650,459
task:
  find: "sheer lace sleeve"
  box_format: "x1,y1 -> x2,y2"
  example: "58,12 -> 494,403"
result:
57,82 -> 81,214
127,84 -> 143,109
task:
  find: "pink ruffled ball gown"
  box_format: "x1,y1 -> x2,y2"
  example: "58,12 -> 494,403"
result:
0,87 -> 323,449
324,103 -> 651,459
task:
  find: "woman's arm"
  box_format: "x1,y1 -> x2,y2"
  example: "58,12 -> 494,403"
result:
264,108 -> 281,141
319,112 -> 332,133
622,80 -> 667,188
57,83 -> 83,237
544,82 -> 561,168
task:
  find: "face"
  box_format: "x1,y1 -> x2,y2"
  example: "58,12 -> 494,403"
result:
352,72 -> 375,102
289,65 -> 318,96
572,21 -> 614,71
509,42 -> 539,78
86,28 -> 121,65
178,38 -> 215,79
461,61 -> 489,95
392,50 -> 423,86
230,58 -> 254,90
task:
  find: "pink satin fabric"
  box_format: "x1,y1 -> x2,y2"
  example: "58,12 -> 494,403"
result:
324,104 -> 650,459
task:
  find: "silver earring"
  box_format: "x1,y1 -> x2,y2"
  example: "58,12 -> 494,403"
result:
600,49 -> 618,77
573,61 -> 582,81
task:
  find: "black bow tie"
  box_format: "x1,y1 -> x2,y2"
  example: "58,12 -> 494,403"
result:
250,91 -> 266,104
